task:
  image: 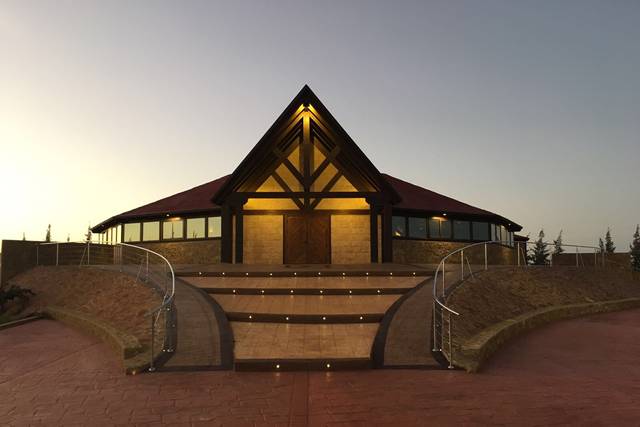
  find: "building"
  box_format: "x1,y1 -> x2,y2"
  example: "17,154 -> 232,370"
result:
91,86 -> 522,265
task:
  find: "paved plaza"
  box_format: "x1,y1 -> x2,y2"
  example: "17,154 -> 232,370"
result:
2,309 -> 640,426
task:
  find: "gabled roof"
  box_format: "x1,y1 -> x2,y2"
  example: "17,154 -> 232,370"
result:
92,173 -> 522,232
92,175 -> 229,232
212,85 -> 400,204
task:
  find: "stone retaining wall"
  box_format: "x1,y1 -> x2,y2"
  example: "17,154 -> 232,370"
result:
137,240 -> 221,265
393,240 -> 518,265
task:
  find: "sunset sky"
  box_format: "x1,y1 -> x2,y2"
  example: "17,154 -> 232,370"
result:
1,1 -> 639,249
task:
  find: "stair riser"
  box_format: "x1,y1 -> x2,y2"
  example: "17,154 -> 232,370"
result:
203,288 -> 411,296
235,358 -> 372,371
178,272 -> 426,278
226,313 -> 383,323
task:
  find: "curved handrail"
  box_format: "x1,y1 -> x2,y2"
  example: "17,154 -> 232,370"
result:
431,239 -> 602,368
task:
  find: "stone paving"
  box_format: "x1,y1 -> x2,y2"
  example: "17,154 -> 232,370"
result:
3,310 -> 640,426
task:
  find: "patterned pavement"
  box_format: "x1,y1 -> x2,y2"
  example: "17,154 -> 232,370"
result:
2,310 -> 640,426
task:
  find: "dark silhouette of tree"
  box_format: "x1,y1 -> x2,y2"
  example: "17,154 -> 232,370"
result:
67,234 -> 70,242
599,237 -> 605,254
605,227 -> 616,253
22,232 -> 26,241
553,230 -> 564,255
85,226 -> 92,242
630,225 -> 640,272
45,224 -> 51,243
528,229 -> 549,265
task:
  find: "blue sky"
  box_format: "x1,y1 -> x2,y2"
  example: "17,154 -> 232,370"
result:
1,0 -> 638,248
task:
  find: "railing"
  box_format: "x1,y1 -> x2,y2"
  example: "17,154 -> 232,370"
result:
432,240 -> 603,369
36,241 -> 175,372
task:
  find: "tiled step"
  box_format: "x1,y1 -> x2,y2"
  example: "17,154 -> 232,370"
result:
183,276 -> 424,295
210,294 -> 399,323
231,322 -> 377,370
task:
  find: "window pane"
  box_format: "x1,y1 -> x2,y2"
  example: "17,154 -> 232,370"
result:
472,222 -> 489,241
116,225 -> 121,243
453,220 -> 470,240
429,219 -> 440,238
499,225 -> 507,243
163,220 -> 184,240
208,217 -> 221,238
187,218 -> 205,239
408,217 -> 427,239
142,221 -> 160,241
392,216 -> 406,237
123,223 -> 140,242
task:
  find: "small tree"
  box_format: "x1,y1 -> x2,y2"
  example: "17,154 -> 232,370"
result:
66,234 -> 71,242
45,224 -> 51,243
21,232 -> 26,241
553,230 -> 564,255
85,226 -> 92,243
529,229 -> 549,265
630,225 -> 640,272
599,237 -> 605,254
605,227 -> 616,253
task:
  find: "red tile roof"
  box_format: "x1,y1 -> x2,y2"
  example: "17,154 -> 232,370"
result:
93,173 -> 521,231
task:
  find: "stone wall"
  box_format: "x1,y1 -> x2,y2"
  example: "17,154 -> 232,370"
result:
243,215 -> 283,264
392,240 -> 518,265
137,240 -> 220,265
1,240 -> 40,287
331,214 -> 370,264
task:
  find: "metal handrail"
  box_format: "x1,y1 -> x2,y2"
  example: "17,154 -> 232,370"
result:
36,240 -> 175,372
432,239 -> 602,368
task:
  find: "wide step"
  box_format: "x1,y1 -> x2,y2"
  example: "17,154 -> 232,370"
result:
211,294 -> 399,323
231,322 -> 377,370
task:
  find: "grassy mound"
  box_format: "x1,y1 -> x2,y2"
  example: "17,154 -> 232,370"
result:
9,266 -> 163,348
447,266 -> 640,343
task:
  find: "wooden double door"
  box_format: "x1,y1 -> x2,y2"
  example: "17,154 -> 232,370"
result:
284,214 -> 331,264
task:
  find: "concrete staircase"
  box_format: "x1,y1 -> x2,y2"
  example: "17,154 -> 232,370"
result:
180,273 -> 427,370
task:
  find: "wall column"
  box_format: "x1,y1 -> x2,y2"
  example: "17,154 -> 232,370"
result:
220,204 -> 233,263
381,203 -> 393,263
234,205 -> 244,264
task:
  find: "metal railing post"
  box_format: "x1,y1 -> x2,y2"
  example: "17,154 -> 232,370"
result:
56,243 -> 59,266
517,242 -> 520,267
460,250 -> 464,280
575,246 -> 579,267
432,302 -> 438,351
149,316 -> 156,372
145,252 -> 149,282
87,241 -> 91,266
484,243 -> 488,270
448,311 -> 453,369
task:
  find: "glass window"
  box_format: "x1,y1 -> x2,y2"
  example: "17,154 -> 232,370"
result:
472,222 -> 489,241
123,223 -> 140,242
429,217 -> 451,239
392,216 -> 406,237
143,221 -> 160,241
163,219 -> 184,240
453,221 -> 471,240
187,218 -> 205,239
116,225 -> 121,243
408,217 -> 427,239
208,216 -> 221,238
499,225 -> 507,243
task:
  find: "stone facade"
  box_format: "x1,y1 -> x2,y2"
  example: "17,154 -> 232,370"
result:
392,239 -> 518,265
330,214 -> 370,264
137,240 -> 220,265
243,215 -> 284,264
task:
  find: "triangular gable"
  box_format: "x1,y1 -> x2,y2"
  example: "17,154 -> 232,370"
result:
212,85 -> 400,207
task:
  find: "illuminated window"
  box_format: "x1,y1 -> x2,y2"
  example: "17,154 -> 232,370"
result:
472,222 -> 489,241
163,219 -> 184,240
142,222 -> 160,242
408,217 -> 427,239
187,218 -> 205,239
208,217 -> 221,238
123,223 -> 141,242
116,225 -> 121,243
429,218 -> 451,239
392,216 -> 406,237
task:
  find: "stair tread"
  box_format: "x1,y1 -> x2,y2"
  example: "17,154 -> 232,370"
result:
211,294 -> 399,316
231,322 -> 378,360
184,276 -> 424,290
